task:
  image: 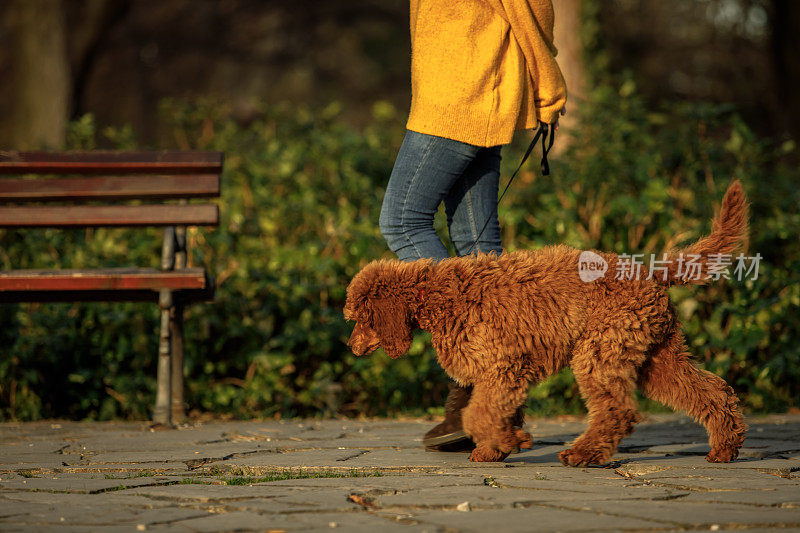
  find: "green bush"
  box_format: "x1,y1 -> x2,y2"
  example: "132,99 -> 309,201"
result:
1,85 -> 797,420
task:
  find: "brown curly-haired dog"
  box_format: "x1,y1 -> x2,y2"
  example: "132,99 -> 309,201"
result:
344,181 -> 748,465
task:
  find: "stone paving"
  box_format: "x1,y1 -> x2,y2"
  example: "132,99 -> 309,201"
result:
0,414 -> 799,532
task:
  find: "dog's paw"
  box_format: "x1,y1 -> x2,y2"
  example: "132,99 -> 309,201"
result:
496,428 -> 533,454
558,447 -> 611,467
469,446 -> 509,462
514,429 -> 533,450
706,447 -> 739,463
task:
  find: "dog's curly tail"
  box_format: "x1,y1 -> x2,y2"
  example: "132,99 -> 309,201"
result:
658,180 -> 750,286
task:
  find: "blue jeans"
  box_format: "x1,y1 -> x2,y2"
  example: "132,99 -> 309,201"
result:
379,130 -> 504,262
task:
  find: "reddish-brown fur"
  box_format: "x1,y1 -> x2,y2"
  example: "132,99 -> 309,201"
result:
344,181 -> 749,465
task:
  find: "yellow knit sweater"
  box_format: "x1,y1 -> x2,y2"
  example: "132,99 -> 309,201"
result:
406,0 -> 567,147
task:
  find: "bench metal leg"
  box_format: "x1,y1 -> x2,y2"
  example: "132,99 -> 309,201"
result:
170,303 -> 186,422
154,289 -> 173,426
155,225 -> 190,426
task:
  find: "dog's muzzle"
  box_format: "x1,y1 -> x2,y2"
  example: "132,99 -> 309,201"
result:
347,325 -> 381,356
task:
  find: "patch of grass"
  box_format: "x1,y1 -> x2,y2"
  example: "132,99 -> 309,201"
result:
178,477 -> 209,485
18,470 -> 37,478
225,469 -> 383,486
104,470 -> 162,480
178,468 -> 384,486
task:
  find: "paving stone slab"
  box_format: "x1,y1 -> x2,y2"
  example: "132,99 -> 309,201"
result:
157,510 -> 297,532
0,526 -> 175,533
408,506 -> 668,532
130,483 -> 298,502
0,472 -> 183,493
1,414 -> 799,532
374,483 -> 679,508
572,499 -> 800,528
0,491 -> 206,528
619,466 -> 799,487
291,510 -> 431,532
680,488 -> 800,507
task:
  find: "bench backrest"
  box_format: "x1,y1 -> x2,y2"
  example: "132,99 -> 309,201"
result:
0,151 -> 222,228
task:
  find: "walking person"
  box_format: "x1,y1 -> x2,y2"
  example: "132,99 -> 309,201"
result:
379,0 -> 567,450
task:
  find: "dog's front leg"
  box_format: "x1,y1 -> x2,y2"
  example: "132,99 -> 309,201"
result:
462,379 -> 532,462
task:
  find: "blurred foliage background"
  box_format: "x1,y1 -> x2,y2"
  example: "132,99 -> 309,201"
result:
0,0 -> 797,420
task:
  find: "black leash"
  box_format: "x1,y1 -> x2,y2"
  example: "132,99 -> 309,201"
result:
464,121 -> 556,256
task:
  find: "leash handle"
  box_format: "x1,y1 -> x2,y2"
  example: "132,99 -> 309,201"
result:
464,121 -> 555,256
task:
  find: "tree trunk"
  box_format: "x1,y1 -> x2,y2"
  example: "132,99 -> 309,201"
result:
553,0 -> 585,143
770,0 -> 800,140
3,0 -> 71,149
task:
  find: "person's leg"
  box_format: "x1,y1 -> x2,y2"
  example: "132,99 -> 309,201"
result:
379,130 -> 482,262
445,145 -> 504,257
424,145 -> 506,452
438,145 -> 529,452
379,130 -> 485,451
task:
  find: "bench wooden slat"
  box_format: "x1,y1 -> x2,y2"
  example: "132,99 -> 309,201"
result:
0,289 -> 212,304
0,268 -> 209,292
0,174 -> 220,202
0,151 -> 223,175
0,204 -> 219,227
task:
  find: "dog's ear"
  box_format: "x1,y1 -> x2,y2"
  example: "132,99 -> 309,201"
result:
371,296 -> 412,359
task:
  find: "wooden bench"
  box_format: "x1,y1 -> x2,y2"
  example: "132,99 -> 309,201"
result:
0,151 -> 223,426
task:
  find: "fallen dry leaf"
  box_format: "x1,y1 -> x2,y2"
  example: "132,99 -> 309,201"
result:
347,493 -> 376,508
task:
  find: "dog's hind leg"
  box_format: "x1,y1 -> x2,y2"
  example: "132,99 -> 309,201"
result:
638,330 -> 746,463
463,374 -> 532,462
559,339 -> 645,467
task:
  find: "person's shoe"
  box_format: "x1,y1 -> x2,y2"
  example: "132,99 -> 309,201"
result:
424,383 -> 473,451
511,403 -> 526,429
423,383 -> 530,453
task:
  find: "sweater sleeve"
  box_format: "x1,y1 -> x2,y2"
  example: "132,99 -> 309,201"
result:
487,0 -> 567,124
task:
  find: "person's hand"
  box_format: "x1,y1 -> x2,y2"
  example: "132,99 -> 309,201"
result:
555,106 -> 566,131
